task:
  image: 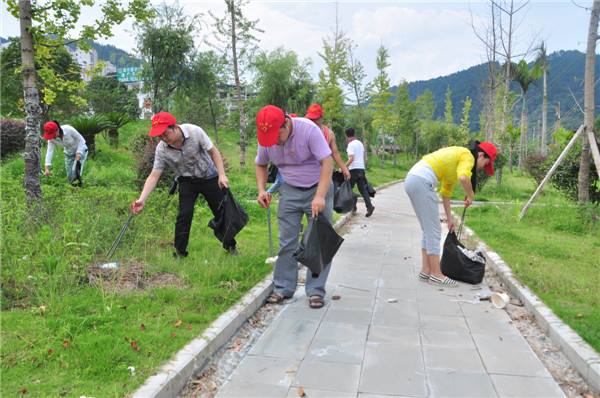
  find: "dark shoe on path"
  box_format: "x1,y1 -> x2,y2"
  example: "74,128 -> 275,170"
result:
365,206 -> 375,217
309,295 -> 325,309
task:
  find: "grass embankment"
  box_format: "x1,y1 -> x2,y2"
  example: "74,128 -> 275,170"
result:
0,121 -> 405,397
460,173 -> 600,353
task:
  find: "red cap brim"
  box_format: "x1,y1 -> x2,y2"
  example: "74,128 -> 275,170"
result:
257,127 -> 279,147
305,111 -> 321,119
42,132 -> 57,140
148,124 -> 169,137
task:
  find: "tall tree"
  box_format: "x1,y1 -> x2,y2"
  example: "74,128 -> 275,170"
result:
210,0 -> 262,167
458,96 -> 473,144
342,44 -> 371,151
392,81 -> 417,163
316,6 -> 350,134
578,0 -> 600,204
444,86 -> 454,125
136,3 -> 196,113
251,47 -> 314,114
85,75 -> 140,119
370,45 -> 393,166
511,59 -> 541,168
414,89 -> 435,157
535,41 -> 549,155
7,0 -> 151,204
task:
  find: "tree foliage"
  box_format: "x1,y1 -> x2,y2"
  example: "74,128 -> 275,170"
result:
136,3 -> 196,113
250,48 -> 314,114
0,38 -> 84,119
85,75 -> 140,119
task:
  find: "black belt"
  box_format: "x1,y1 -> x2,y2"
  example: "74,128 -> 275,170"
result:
178,175 -> 217,182
289,183 -> 318,191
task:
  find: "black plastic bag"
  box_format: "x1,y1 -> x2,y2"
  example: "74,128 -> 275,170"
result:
440,231 -> 485,284
332,171 -> 345,190
334,180 -> 355,213
366,180 -> 376,198
208,188 -> 249,244
293,214 -> 344,277
267,164 -> 278,183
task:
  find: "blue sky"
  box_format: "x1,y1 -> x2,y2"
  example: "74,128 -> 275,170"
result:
1,1 -> 594,83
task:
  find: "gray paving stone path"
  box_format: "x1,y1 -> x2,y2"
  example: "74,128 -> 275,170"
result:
216,183 -> 565,398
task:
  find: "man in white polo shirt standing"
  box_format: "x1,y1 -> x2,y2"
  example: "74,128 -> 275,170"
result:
345,127 -> 374,217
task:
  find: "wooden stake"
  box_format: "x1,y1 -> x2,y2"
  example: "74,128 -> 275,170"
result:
519,125 -> 584,220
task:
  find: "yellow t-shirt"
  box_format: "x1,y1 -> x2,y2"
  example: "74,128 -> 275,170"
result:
422,146 -> 474,197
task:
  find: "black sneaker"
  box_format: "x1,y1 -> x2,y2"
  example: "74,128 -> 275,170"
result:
173,250 -> 188,258
365,206 -> 375,217
226,246 -> 240,256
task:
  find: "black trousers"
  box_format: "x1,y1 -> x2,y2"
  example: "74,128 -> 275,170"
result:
175,176 -> 236,255
350,169 -> 373,210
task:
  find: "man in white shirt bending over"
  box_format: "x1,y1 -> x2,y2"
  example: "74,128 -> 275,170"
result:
42,121 -> 88,186
345,127 -> 374,217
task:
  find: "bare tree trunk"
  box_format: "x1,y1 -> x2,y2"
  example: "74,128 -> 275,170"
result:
519,92 -> 527,168
578,0 -> 600,204
108,128 -> 119,148
208,96 -> 219,145
500,1 -> 514,145
541,68 -> 548,155
228,0 -> 247,168
19,0 -> 43,203
486,1 -> 497,141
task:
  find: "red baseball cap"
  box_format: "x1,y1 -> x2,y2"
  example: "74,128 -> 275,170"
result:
42,121 -> 59,140
305,103 -> 323,120
148,112 -> 177,137
478,141 -> 498,176
256,105 -> 285,147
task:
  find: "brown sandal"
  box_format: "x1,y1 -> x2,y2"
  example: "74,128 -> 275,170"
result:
266,292 -> 286,304
309,295 -> 325,309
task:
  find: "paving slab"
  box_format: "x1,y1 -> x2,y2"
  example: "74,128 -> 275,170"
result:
217,183 -> 564,397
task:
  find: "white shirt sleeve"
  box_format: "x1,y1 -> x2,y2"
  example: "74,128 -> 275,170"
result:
45,140 -> 55,166
195,125 -> 214,152
347,142 -> 356,156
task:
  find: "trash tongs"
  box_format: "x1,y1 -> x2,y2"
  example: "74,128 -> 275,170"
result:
106,213 -> 134,260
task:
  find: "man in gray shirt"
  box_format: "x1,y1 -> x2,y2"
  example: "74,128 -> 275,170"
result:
131,112 -> 236,257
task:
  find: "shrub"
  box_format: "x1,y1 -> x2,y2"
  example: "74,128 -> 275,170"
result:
524,153 -> 549,186
550,143 -> 600,203
0,119 -> 26,159
131,133 -> 175,189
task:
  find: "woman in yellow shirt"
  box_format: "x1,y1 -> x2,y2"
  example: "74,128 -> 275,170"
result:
404,141 -> 497,286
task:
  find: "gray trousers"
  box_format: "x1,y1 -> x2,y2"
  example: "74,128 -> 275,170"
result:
404,174 -> 442,255
274,182 -> 334,298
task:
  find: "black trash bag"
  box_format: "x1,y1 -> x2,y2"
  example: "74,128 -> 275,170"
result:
332,170 -> 345,190
440,231 -> 486,284
333,180 -> 355,213
71,160 -> 83,186
208,188 -> 249,244
293,213 -> 344,278
267,164 -> 279,183
366,180 -> 376,198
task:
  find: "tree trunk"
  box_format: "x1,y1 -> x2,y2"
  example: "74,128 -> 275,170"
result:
578,0 -> 600,204
83,134 -> 97,157
108,128 -> 119,148
541,68 -> 548,155
19,0 -> 43,203
379,128 -> 384,167
518,91 -> 527,169
500,1 -> 514,145
229,0 -> 246,168
508,138 -> 513,174
208,96 -> 219,145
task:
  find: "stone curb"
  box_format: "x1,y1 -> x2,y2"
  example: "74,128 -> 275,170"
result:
131,184 -> 368,398
459,222 -> 600,393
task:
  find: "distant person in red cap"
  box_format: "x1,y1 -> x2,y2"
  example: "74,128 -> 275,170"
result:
131,112 -> 236,257
305,103 -> 351,181
255,105 -> 333,309
42,120 -> 88,186
404,141 -> 498,287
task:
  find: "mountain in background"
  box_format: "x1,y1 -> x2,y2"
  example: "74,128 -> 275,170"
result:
397,50 -> 599,133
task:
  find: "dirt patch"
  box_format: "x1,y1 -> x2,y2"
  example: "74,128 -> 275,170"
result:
87,260 -> 185,292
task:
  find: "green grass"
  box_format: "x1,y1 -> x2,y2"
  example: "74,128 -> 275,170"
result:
0,122 -> 403,396
465,202 -> 600,353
